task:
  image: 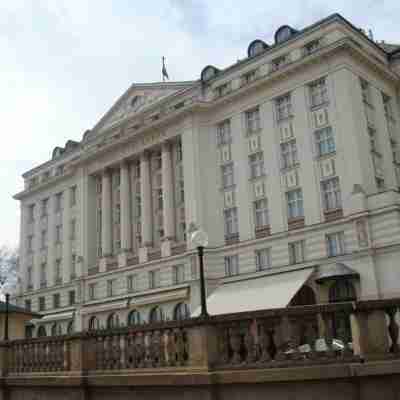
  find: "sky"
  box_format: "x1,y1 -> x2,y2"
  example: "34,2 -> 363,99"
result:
0,0 -> 399,249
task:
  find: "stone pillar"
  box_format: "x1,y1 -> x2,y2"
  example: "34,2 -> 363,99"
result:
101,169 -> 112,257
119,160 -> 132,267
62,188 -> 71,283
162,142 -> 175,241
140,152 -> 152,248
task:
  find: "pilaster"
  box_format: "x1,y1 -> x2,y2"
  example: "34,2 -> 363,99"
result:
101,169 -> 112,257
162,141 -> 176,241
140,152 -> 153,247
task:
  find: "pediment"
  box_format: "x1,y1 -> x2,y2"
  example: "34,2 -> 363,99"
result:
94,82 -> 195,134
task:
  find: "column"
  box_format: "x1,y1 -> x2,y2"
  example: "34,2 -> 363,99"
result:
62,188 -> 71,283
101,169 -> 112,257
162,142 -> 175,240
140,152 -> 153,247
120,160 -> 132,251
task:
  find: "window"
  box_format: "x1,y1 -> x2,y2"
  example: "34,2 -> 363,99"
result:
221,163 -> 234,188
360,78 -> 372,105
55,165 -> 64,176
69,290 -> 76,306
216,120 -> 231,145
255,248 -> 271,271
315,127 -> 335,156
25,299 -> 31,311
156,188 -> 163,210
225,255 -> 239,276
280,139 -> 298,169
107,279 -> 116,297
55,224 -> 63,243
28,204 -> 35,223
276,94 -> 292,120
27,266 -> 33,288
271,54 -> 289,71
70,219 -> 76,240
368,126 -> 379,153
55,192 -> 63,212
174,303 -> 190,321
224,207 -> 239,237
128,310 -> 141,326
70,186 -> 77,207
127,274 -> 138,292
173,265 -> 185,285
89,316 -> 99,331
71,254 -> 76,279
215,82 -> 231,97
309,78 -> 328,107
88,283 -> 97,300
37,326 -> 47,337
41,198 -> 48,217
39,296 -> 46,311
55,259 -> 62,284
286,189 -> 304,219
53,293 -> 60,309
321,177 -> 342,211
149,306 -> 164,323
245,107 -> 260,133
40,263 -> 46,287
153,152 -> 162,170
40,230 -> 47,249
27,235 -> 34,253
326,232 -> 345,257
176,139 -> 183,162
107,313 -> 120,329
254,199 -> 269,228
249,152 -> 265,178
382,93 -> 394,120
304,39 -> 320,55
149,270 -> 161,289
289,241 -> 305,264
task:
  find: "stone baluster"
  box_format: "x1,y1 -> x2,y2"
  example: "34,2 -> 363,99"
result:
135,333 -> 145,368
257,322 -> 271,363
95,336 -> 104,370
175,328 -> 186,366
166,329 -> 176,366
218,325 -> 230,364
229,323 -> 242,364
124,332 -> 135,368
244,322 -> 256,363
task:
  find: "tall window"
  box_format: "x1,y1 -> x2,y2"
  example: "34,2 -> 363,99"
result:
149,270 -> 161,289
321,177 -> 342,211
89,316 -> 99,331
254,199 -> 269,228
309,78 -> 328,107
107,279 -> 116,297
39,296 -> 46,312
88,283 -> 97,300
55,259 -> 62,284
127,274 -> 138,293
360,78 -> 372,105
70,219 -> 76,240
286,189 -> 304,219
216,120 -> 231,145
70,186 -> 77,207
41,198 -> 48,217
53,293 -> 60,309
280,139 -> 298,169
40,230 -> 47,249
173,265 -> 185,285
275,94 -> 292,120
25,299 -> 32,311
221,163 -> 234,188
255,248 -> 271,271
149,306 -> 164,323
27,235 -> 33,253
55,192 -> 63,212
28,204 -> 35,223
40,263 -> 46,286
224,208 -> 239,237
245,107 -> 260,133
69,290 -> 76,306
326,232 -> 345,257
249,152 -> 265,178
107,313 -> 120,329
225,255 -> 239,276
128,310 -> 141,326
55,224 -> 63,243
27,266 -> 33,287
174,303 -> 190,321
315,127 -> 335,156
289,241 -> 305,264
71,254 -> 76,279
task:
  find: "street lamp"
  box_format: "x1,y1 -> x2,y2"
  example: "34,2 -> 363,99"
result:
4,293 -> 9,341
191,229 -> 209,318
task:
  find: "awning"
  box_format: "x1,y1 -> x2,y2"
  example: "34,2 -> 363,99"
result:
30,311 -> 74,324
314,263 -> 360,284
130,288 -> 189,308
81,300 -> 128,315
192,267 -> 314,317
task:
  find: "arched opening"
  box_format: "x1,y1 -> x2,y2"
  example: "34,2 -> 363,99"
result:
174,303 -> 190,321
107,313 -> 120,329
25,325 -> 34,339
37,326 -> 47,337
67,320 -> 74,335
127,310 -> 141,327
89,316 -> 100,331
51,323 -> 62,336
149,306 -> 164,323
290,285 -> 317,306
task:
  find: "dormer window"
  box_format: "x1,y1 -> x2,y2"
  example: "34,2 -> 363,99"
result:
241,70 -> 258,86
55,165 -> 64,176
275,25 -> 298,44
201,65 -> 220,82
247,40 -> 268,58
215,82 -> 231,98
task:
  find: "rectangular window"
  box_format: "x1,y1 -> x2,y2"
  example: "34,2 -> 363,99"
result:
55,192 -> 63,212
27,235 -> 34,253
315,127 -> 335,156
53,293 -> 60,309
39,296 -> 46,311
176,139 -> 183,162
55,259 -> 62,284
276,93 -> 292,120
249,152 -> 265,178
286,189 -> 304,219
69,290 -> 76,306
40,263 -> 46,286
27,266 -> 33,287
245,107 -> 261,133
215,82 -> 231,97
360,78 -> 372,105
271,54 -> 289,71
56,225 -> 63,244
127,274 -> 138,293
254,198 -> 269,228
224,207 -> 239,236
221,163 -> 234,188
224,255 -> 239,276
70,186 -> 77,207
25,299 -> 31,311
149,270 -> 161,289
89,283 -> 96,300
309,78 -> 328,107
280,139 -> 298,169
40,230 -> 47,249
173,265 -> 185,285
107,279 -> 115,297
321,177 -> 342,211
71,254 -> 76,279
216,120 -> 231,145
255,248 -> 271,271
289,241 -> 305,264
326,232 -> 345,257
303,39 -> 320,55
70,219 -> 76,240
41,198 -> 48,217
28,204 -> 35,223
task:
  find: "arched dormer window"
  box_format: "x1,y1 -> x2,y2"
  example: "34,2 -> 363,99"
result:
201,65 -> 220,82
274,25 -> 298,44
247,39 -> 268,58
52,147 -> 64,160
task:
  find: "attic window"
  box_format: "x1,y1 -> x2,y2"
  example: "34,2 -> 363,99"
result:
247,40 -> 268,58
275,25 -> 298,44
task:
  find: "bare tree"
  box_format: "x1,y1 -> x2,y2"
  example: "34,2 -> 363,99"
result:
0,246 -> 18,296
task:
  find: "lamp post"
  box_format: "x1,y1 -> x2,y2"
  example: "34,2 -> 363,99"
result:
4,293 -> 9,341
191,229 -> 209,318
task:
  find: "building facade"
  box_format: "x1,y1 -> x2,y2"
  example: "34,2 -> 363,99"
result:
13,14 -> 400,336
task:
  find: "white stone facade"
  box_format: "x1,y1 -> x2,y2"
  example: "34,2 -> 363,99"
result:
13,14 -> 400,336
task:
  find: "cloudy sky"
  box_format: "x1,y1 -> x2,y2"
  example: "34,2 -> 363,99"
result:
1,0 -> 399,248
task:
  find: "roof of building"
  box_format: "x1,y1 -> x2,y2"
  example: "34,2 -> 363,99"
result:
0,301 -> 41,317
378,42 -> 400,53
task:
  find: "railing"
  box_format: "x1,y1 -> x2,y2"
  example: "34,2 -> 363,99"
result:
1,299 -> 399,376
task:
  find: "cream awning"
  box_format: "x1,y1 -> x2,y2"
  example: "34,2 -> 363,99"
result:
192,267 -> 314,317
31,311 -> 74,324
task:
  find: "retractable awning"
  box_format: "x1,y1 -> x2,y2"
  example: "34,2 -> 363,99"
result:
192,267 -> 314,317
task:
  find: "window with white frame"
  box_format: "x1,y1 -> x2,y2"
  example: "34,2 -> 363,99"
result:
326,232 -> 345,257
315,127 -> 335,156
224,207 -> 238,237
127,274 -> 138,292
39,296 -> 46,311
255,248 -> 271,271
286,189 -> 304,219
71,254 -> 76,279
249,152 -> 265,178
254,198 -> 269,228
40,263 -> 46,285
245,107 -> 260,133
275,94 -> 292,120
224,255 -> 239,276
173,265 -> 185,285
289,241 -> 305,264
280,139 -> 298,169
89,283 -> 97,300
321,177 -> 342,211
309,78 -> 328,107
360,78 -> 372,105
216,120 -> 231,145
149,270 -> 161,289
221,163 -> 234,188
53,293 -> 60,309
107,279 -> 116,297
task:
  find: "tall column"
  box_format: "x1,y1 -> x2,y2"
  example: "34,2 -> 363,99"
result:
120,160 -> 132,251
162,142 -> 176,240
101,169 -> 112,257
62,188 -> 71,283
140,152 -> 153,247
